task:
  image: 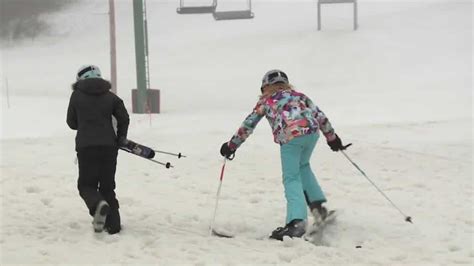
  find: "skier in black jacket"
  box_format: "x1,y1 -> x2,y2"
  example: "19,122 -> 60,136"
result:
67,65 -> 129,234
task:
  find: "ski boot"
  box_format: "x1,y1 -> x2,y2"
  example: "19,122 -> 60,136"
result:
309,202 -> 328,227
269,219 -> 306,241
92,200 -> 110,233
105,208 -> 121,234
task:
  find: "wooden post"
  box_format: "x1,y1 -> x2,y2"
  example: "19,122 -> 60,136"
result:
317,1 -> 321,31
109,0 -> 117,94
5,77 -> 10,108
354,0 -> 358,30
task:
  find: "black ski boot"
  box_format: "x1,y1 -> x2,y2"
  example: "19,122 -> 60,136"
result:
105,208 -> 121,234
270,219 -> 306,241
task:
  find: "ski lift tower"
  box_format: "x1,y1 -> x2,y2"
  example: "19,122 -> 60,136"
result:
132,0 -> 160,113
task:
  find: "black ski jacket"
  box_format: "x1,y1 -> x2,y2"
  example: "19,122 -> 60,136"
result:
67,78 -> 129,151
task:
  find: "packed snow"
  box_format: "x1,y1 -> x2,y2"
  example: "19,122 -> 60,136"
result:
1,0 -> 472,265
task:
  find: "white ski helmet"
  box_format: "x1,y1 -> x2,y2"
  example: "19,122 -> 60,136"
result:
261,69 -> 289,91
76,65 -> 102,80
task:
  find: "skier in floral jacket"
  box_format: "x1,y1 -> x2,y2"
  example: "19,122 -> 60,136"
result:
220,69 -> 348,240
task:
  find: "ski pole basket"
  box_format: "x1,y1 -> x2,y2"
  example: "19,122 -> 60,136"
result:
176,0 -> 217,14
213,0 -> 254,20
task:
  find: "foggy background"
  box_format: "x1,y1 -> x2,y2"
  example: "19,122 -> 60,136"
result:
0,0 -> 78,41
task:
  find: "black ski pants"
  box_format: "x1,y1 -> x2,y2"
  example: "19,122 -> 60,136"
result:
77,146 -> 119,216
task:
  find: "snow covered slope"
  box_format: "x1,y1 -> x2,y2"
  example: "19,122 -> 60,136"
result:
1,0 -> 472,265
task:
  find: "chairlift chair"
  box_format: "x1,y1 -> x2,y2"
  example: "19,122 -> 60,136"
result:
213,0 -> 254,20
317,0 -> 358,30
177,0 -> 217,14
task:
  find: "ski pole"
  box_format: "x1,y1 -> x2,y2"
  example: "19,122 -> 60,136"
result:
209,158 -> 232,237
340,150 -> 413,224
153,149 -> 187,159
147,158 -> 173,169
119,147 -> 172,169
149,158 -> 173,169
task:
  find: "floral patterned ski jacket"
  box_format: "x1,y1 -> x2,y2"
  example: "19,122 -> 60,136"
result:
228,89 -> 336,150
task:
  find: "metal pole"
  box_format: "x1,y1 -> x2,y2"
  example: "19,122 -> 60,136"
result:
143,0 -> 150,91
143,0 -> 152,121
341,151 -> 412,223
153,149 -> 187,158
109,0 -> 117,94
133,0 -> 147,113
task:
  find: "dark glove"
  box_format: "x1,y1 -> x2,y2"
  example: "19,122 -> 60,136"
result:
117,136 -> 128,147
327,134 -> 347,151
220,142 -> 235,159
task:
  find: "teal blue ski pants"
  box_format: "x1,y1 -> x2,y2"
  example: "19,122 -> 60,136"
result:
280,133 -> 326,224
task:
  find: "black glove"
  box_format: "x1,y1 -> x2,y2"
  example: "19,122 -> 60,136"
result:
117,136 -> 128,147
220,142 -> 235,159
327,134 -> 347,151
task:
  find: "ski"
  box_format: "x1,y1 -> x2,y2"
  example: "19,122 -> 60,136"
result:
304,210 -> 337,244
211,228 -> 234,238
120,139 -> 155,159
209,210 -> 337,242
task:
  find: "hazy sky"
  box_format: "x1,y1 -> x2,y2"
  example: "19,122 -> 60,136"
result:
0,0 -> 78,41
